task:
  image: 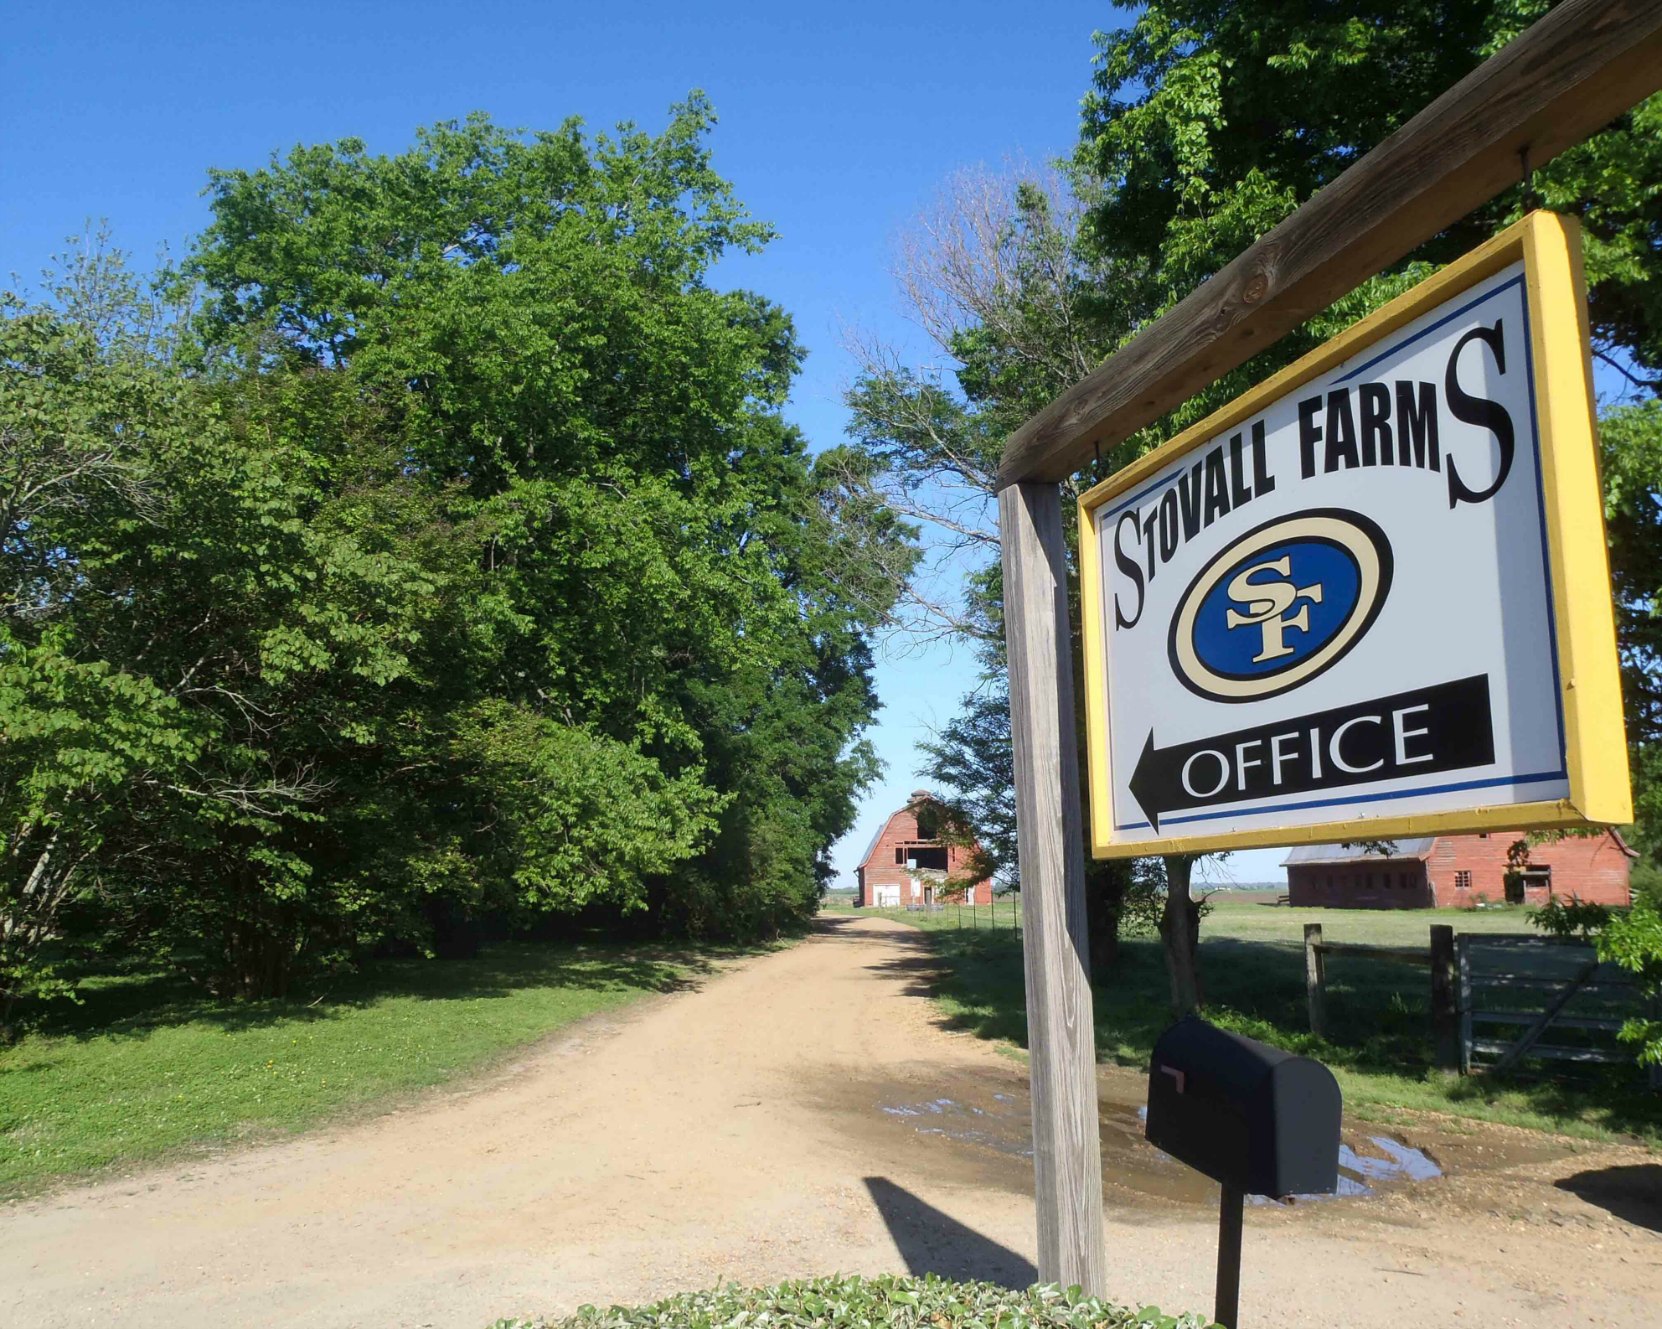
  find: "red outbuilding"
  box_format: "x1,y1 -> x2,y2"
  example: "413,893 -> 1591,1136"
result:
1283,830 -> 1635,909
854,791 -> 994,908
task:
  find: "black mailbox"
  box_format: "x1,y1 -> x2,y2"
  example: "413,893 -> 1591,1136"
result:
1146,1015 -> 1341,1199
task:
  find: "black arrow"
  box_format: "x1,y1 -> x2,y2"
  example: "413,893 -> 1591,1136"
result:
1129,674 -> 1496,831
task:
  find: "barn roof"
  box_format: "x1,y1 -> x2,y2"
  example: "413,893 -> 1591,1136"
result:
854,797 -> 925,873
1282,838 -> 1437,866
853,816 -> 892,874
853,791 -> 955,873
1284,830 -> 1639,867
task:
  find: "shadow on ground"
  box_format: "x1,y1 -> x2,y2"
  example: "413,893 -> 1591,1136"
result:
863,1175 -> 1037,1287
1555,1164 -> 1662,1232
9,938 -> 760,1049
813,916 -> 952,994
843,914 -> 1662,1141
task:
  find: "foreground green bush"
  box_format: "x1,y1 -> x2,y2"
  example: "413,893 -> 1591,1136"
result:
493,1275 -> 1211,1329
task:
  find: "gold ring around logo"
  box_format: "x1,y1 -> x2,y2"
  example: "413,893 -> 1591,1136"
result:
1169,511 -> 1391,702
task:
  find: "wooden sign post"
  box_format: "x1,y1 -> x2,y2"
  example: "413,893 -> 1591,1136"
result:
1000,482 -> 1105,1294
998,0 -> 1662,1292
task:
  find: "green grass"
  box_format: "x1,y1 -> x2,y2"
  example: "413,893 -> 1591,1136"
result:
0,939 -> 748,1196
855,894 -> 1662,1144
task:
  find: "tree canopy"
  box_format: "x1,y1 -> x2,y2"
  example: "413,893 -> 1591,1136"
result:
2,100 -> 912,1021
1079,0 -> 1662,421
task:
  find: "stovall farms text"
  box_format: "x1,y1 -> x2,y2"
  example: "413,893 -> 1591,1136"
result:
1111,318 -> 1516,632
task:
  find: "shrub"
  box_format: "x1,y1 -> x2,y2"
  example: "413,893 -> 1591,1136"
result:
1528,891 -> 1662,1068
491,1275 -> 1211,1329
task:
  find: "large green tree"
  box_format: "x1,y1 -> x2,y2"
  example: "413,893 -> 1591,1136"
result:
2,100 -> 910,1015
1079,0 -> 1662,414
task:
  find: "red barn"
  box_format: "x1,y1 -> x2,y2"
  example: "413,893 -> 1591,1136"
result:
854,791 -> 994,908
1283,830 -> 1635,909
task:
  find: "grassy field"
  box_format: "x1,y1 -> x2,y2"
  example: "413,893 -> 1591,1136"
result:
0,940 -> 748,1196
841,894 -> 1662,1143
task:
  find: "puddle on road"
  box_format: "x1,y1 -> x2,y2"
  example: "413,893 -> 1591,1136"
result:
864,1070 -> 1449,1210
880,1097 -> 1035,1160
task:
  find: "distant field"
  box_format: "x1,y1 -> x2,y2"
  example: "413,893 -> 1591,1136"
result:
1197,892 -> 1542,944
852,894 -> 1660,1144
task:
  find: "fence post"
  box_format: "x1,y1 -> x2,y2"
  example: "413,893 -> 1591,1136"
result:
1430,924 -> 1458,1071
1456,934 -> 1473,1075
1304,924 -> 1326,1039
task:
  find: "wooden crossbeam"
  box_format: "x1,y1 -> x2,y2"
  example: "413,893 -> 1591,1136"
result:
1313,943 -> 1434,965
1489,958 -> 1602,1072
1472,1010 -> 1626,1033
998,0 -> 1662,488
1470,1038 -> 1630,1065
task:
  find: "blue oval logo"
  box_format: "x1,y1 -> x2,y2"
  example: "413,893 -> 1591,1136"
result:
1168,510 -> 1393,702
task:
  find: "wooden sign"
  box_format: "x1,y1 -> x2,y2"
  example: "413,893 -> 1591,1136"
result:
1077,212 -> 1629,858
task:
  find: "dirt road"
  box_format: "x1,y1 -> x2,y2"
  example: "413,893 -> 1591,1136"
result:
2,915 -> 1658,1327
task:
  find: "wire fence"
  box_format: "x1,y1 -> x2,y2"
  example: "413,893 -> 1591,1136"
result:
900,897 -> 1023,931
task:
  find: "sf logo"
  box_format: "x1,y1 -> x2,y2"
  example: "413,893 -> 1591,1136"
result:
1171,510 -> 1389,702
1225,559 -> 1323,663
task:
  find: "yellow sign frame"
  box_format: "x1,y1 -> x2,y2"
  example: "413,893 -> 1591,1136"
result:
1077,212 -> 1630,859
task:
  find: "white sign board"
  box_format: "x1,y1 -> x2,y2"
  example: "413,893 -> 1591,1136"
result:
1077,214 -> 1628,858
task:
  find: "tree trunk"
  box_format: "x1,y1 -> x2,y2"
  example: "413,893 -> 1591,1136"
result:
2,832 -> 78,1036
1160,853 -> 1203,1016
1086,880 -> 1121,979
1085,860 -> 1133,980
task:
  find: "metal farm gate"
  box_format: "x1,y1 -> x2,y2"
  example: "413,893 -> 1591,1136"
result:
1456,935 -> 1655,1083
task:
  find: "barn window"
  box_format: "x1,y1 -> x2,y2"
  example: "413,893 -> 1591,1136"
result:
1455,870 -> 1472,889
895,848 -> 905,865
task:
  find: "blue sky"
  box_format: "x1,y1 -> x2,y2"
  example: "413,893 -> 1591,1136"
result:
1,1 -> 1290,887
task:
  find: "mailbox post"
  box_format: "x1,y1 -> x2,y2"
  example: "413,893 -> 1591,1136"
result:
1216,1184 -> 1245,1329
1146,1017 -> 1342,1328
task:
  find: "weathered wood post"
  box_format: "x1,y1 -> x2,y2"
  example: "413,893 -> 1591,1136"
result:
1430,924 -> 1459,1070
1000,481 -> 1106,1294
1304,924 -> 1327,1039
1456,934 -> 1474,1075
